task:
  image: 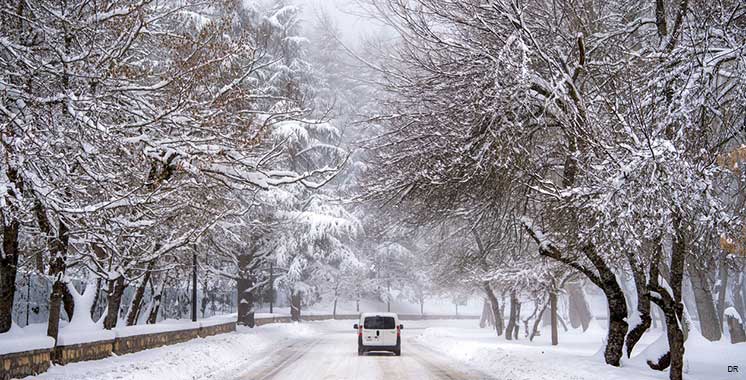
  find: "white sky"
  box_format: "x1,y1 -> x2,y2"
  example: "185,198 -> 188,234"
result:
295,0 -> 387,43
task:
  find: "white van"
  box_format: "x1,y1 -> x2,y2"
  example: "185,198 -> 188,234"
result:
353,312 -> 403,356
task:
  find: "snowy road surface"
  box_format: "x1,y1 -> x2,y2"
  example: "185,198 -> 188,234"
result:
233,323 -> 493,380
28,318 -> 746,380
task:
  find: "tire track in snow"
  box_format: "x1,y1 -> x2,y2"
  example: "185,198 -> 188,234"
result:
403,339 -> 495,380
235,338 -> 319,380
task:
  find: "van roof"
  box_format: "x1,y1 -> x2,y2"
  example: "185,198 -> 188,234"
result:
360,312 -> 398,318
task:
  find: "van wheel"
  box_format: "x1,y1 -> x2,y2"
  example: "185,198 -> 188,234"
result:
394,349 -> 401,356
358,347 -> 364,356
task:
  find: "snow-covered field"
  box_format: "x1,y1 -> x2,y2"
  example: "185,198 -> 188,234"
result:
21,319 -> 746,380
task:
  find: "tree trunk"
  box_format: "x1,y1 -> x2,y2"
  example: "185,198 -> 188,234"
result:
567,281 -> 592,331
530,299 -> 549,341
725,312 -> 746,343
506,291 -> 519,340
46,220 -> 69,340
103,276 -> 126,329
62,285 -> 74,321
126,261 -> 155,326
237,254 -> 256,327
201,275 -> 208,318
734,273 -> 746,321
291,291 -> 302,322
333,296 -> 338,319
483,282 -> 504,336
550,290 -> 559,345
147,279 -> 165,324
585,245 -> 628,367
90,278 -> 102,320
688,263 -> 721,341
0,219 -> 20,333
626,250 -> 652,357
648,217 -> 687,380
715,259 -> 728,328
480,299 -> 490,328
523,225 -> 628,366
514,301 -> 521,339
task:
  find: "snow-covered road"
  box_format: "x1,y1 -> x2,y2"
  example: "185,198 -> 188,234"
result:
233,322 -> 492,380
28,318 -> 745,380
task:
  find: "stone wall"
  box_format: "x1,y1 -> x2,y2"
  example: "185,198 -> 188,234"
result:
200,322 -> 236,337
0,348 -> 51,380
52,339 -> 114,365
113,328 -> 200,356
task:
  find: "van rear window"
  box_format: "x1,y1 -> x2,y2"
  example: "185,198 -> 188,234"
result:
364,316 -> 395,329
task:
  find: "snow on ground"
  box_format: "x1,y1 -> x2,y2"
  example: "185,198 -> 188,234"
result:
16,318 -> 746,380
1,314 -> 238,355
30,322 -> 320,380
0,322 -> 55,355
411,319 -> 746,380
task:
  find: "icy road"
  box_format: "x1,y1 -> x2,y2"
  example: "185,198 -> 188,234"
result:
233,322 -> 492,380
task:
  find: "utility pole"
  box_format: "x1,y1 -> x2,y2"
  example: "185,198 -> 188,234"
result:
191,250 -> 197,322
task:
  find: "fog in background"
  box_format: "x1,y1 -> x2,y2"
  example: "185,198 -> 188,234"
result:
296,0 -> 388,44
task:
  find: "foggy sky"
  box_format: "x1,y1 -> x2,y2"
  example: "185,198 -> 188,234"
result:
297,0 -> 386,43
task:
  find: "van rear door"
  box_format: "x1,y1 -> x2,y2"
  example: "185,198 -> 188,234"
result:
362,316 -> 397,346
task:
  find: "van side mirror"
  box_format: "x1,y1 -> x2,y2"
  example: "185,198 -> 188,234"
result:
353,324 -> 359,330
399,324 -> 404,330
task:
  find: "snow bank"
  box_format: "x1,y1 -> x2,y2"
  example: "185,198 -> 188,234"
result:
116,314 -> 237,337
413,320 -> 746,380
56,329 -> 116,346
0,322 -> 55,355
1,314 -> 239,354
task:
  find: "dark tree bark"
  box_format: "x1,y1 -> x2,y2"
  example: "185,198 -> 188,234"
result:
90,277 -> 102,320
290,291 -> 302,322
483,282 -> 504,336
44,218 -> 69,341
126,261 -> 155,326
506,291 -> 520,340
550,290 -> 559,345
237,254 -> 256,327
0,219 -> 20,333
103,276 -> 126,329
62,285 -> 74,321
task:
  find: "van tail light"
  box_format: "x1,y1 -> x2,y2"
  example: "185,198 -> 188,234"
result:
358,326 -> 363,337
396,325 -> 400,337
